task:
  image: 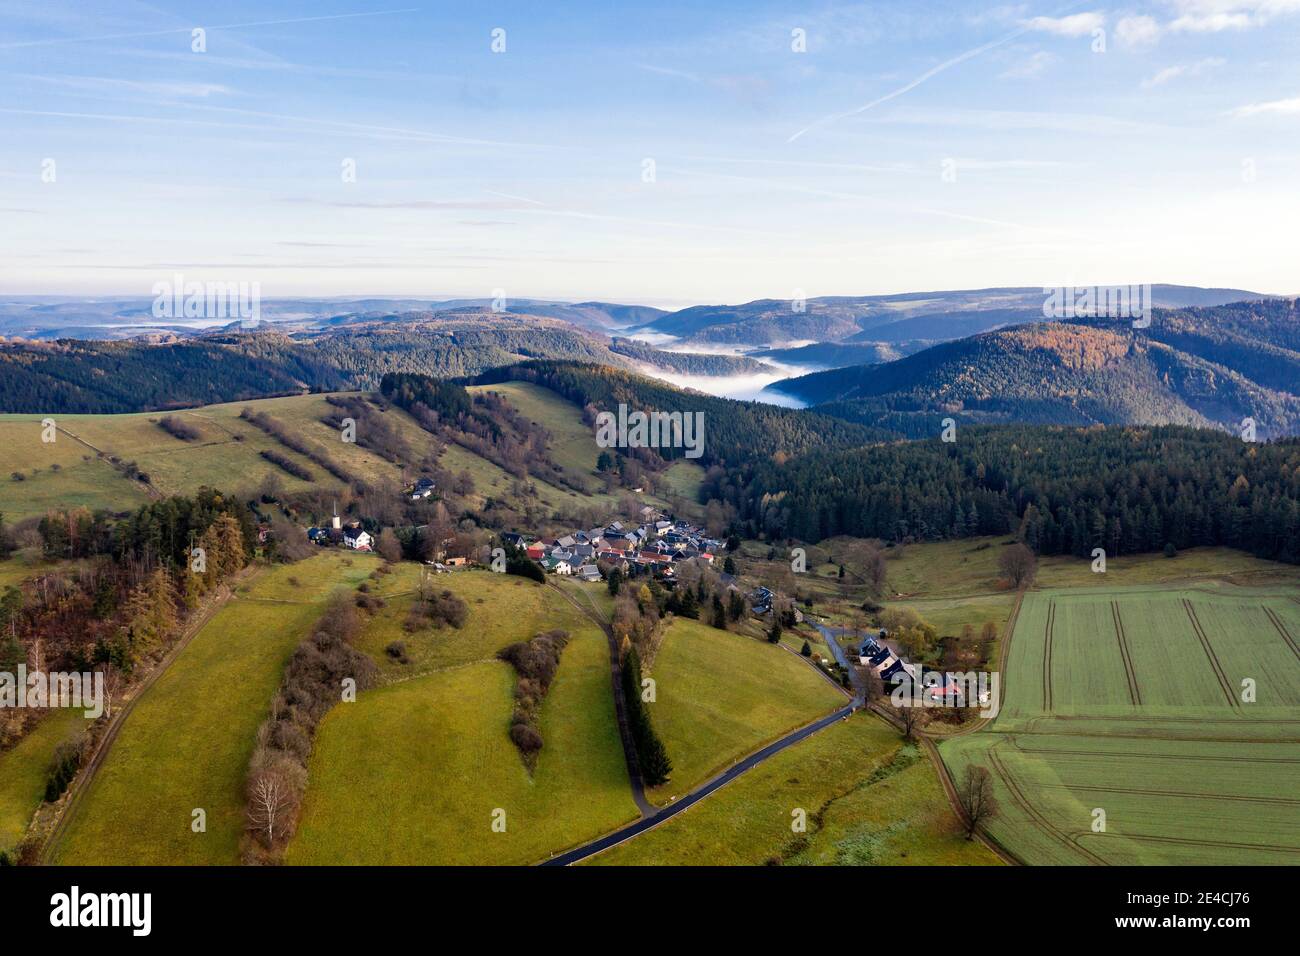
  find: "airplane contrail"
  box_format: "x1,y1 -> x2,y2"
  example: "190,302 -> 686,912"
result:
787,1 -> 1089,143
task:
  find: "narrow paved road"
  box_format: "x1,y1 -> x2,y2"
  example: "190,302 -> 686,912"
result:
542,703 -> 855,865
810,621 -> 869,705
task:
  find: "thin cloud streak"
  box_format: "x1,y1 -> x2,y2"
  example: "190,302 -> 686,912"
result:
787,1 -> 1088,142
0,8 -> 420,50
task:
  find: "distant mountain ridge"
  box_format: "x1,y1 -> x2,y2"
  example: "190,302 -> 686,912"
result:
634,285 -> 1270,348
0,312 -> 729,414
0,296 -> 666,340
767,298 -> 1300,439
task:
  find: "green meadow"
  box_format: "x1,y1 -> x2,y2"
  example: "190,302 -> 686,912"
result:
286,574 -> 637,864
643,617 -> 846,807
50,551 -> 375,864
592,714 -> 998,866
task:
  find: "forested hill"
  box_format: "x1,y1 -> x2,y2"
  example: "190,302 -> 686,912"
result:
767,301 -> 1300,439
0,313 -> 748,414
731,425 -> 1300,565
608,338 -> 771,375
471,360 -> 891,467
634,285 -> 1265,346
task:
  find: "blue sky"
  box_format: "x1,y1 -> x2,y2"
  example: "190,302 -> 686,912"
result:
2,0 -> 1298,305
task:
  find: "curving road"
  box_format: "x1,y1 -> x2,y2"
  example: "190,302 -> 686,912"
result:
542,703 -> 856,866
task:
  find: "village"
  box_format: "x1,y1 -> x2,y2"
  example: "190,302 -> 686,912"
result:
303,499 -> 724,587
496,505 -> 723,584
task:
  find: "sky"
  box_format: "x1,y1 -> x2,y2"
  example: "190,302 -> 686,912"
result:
1,0 -> 1298,306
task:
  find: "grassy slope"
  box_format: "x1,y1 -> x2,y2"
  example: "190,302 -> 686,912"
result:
0,418 -> 151,519
286,571 -> 636,864
0,394 -> 416,519
51,552 -> 375,864
2,381 -> 707,525
591,714 -> 998,865
644,617 -> 846,807
466,379 -> 706,516
0,709 -> 88,854
470,382 -> 603,487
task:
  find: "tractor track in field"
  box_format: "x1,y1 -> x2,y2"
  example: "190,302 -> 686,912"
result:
1041,713 -> 1300,723
1047,782 -> 1300,807
1118,833 -> 1300,856
1182,599 -> 1238,708
988,747 -> 1107,866
1041,600 -> 1055,713
1110,601 -> 1142,706
1016,728 -> 1300,744
1009,740 -> 1300,764
1264,607 -> 1300,663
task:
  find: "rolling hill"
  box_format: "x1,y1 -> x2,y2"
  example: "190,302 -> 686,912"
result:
0,312 -> 748,415
766,300 -> 1300,439
632,285 -> 1266,347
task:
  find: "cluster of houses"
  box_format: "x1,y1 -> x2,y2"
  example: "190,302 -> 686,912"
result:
307,508 -> 374,552
502,507 -> 722,584
858,632 -> 978,705
859,632 -> 914,686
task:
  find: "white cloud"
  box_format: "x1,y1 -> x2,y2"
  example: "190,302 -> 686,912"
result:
1115,15 -> 1162,45
1168,0 -> 1300,32
1142,56 -> 1225,86
1232,95 -> 1300,116
1022,12 -> 1105,36
1001,50 -> 1057,78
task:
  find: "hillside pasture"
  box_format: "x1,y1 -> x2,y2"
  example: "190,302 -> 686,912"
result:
643,617 -> 847,807
0,709 -> 89,855
285,576 -> 636,864
590,713 -> 998,866
50,552 -> 375,865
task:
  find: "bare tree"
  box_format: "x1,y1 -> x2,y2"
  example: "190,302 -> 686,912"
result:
246,764 -> 299,847
956,764 -> 998,840
859,667 -> 884,707
998,542 -> 1038,590
894,700 -> 930,741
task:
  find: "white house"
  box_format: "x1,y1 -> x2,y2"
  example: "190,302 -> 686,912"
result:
553,560 -> 573,575
342,527 -> 373,551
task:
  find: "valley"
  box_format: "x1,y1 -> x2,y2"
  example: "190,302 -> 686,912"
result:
2,292 -> 1299,872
